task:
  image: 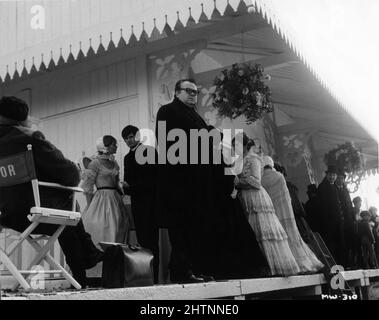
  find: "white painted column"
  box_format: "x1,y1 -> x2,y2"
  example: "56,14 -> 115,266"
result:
135,55 -> 150,130
135,54 -> 156,147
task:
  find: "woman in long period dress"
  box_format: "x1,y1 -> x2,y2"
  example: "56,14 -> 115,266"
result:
81,135 -> 133,278
261,155 -> 324,274
233,134 -> 300,276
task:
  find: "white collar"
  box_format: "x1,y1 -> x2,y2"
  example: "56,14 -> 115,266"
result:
131,142 -> 141,152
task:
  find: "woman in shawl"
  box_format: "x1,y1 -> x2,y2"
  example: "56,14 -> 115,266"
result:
261,155 -> 324,274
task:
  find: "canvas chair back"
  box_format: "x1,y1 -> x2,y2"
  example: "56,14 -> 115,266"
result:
0,145 -> 40,207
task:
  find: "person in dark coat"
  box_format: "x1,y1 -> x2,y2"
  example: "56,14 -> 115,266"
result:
335,170 -> 355,268
122,125 -> 160,283
352,196 -> 363,267
357,210 -> 378,269
304,184 -> 321,233
201,147 -> 269,280
0,96 -> 104,287
316,165 -> 345,266
369,206 -> 379,264
155,79 -> 267,282
352,196 -> 362,222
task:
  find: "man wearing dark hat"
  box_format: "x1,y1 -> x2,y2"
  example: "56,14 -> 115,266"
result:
316,165 -> 345,265
121,125 -> 160,283
335,169 -> 355,268
0,96 -> 103,287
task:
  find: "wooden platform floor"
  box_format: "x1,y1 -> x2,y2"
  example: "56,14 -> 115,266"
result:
2,269 -> 379,300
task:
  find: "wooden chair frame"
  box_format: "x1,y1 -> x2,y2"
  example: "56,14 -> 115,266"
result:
0,144 -> 83,291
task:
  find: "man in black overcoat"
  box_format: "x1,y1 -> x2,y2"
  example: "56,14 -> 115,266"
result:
122,125 -> 160,283
317,165 -> 345,265
155,79 -> 268,283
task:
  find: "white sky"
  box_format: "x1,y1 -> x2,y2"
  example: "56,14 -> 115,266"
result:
260,0 -> 379,144
351,173 -> 379,210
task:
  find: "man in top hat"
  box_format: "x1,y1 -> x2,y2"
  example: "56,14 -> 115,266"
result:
316,165 -> 345,265
0,96 -> 104,287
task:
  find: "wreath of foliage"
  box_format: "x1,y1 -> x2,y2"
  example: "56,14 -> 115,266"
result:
212,63 -> 273,124
324,141 -> 364,173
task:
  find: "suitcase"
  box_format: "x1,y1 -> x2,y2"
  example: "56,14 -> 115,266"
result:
100,242 -> 154,288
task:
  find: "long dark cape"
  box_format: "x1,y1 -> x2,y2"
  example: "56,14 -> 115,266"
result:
155,98 -> 268,279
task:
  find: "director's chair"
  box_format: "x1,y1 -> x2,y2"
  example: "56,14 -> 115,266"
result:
0,144 -> 83,290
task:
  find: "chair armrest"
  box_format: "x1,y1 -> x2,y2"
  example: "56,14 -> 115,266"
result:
30,207 -> 81,220
39,181 -> 83,193
29,207 -> 81,226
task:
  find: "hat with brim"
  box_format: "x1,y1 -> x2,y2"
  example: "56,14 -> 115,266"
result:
325,165 -> 338,174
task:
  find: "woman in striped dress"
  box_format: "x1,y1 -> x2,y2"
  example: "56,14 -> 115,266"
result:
233,133 -> 300,276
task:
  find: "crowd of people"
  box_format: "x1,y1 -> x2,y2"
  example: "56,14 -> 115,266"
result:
0,78 -> 378,289
305,173 -> 379,271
